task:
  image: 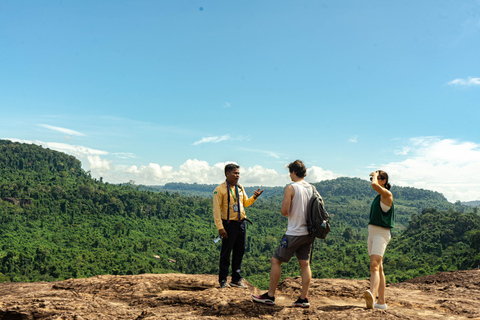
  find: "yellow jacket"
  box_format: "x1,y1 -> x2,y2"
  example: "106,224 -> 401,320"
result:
212,181 -> 256,230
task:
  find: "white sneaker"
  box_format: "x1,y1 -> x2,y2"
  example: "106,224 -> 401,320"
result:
363,290 -> 374,309
374,302 -> 387,310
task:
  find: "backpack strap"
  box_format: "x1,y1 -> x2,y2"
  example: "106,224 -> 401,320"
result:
308,184 -> 325,264
311,185 -> 324,204
309,184 -> 315,264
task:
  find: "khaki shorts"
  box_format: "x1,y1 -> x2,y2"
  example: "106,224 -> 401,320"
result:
273,234 -> 315,262
367,224 -> 391,257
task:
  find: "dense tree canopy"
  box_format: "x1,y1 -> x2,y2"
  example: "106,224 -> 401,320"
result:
1,139 -> 479,288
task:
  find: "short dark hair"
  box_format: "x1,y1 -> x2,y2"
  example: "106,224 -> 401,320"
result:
224,163 -> 240,175
288,160 -> 307,178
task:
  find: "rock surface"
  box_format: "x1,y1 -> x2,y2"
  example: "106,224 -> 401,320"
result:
0,269 -> 479,319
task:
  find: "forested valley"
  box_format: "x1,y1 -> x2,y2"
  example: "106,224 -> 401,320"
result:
1,139 -> 479,289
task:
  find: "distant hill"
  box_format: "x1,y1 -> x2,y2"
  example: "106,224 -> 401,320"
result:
139,176 -> 461,231
141,178 -> 452,206
137,182 -> 285,199
462,200 -> 480,207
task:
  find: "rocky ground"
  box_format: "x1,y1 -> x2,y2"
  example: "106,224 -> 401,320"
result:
1,269 -> 479,320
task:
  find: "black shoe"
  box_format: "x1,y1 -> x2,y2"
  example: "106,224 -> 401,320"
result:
292,296 -> 310,308
229,280 -> 247,288
219,280 -> 229,288
251,292 -> 275,305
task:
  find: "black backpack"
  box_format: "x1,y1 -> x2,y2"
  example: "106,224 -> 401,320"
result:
306,185 -> 330,239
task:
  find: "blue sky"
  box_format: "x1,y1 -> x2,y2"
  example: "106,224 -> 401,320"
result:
1,1 -> 480,202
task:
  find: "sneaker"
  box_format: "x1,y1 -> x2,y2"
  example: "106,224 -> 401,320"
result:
374,302 -> 387,310
229,280 -> 247,288
292,297 -> 310,308
363,290 -> 374,309
219,280 -> 229,288
251,292 -> 275,305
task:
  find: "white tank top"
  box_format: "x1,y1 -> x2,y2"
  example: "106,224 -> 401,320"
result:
380,201 -> 391,212
285,180 -> 313,236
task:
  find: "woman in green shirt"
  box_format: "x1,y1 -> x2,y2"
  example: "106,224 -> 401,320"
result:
364,170 -> 394,310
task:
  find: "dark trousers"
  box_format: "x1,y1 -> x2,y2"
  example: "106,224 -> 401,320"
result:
219,219 -> 246,283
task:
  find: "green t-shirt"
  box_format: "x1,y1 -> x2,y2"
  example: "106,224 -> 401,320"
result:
369,194 -> 395,228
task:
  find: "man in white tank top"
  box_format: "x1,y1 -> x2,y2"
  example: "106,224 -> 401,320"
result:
252,160 -> 315,308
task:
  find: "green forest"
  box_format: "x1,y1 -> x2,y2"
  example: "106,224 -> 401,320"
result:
1,139 -> 479,289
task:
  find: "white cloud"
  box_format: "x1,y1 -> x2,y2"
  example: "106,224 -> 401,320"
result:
382,137 -> 480,202
395,147 -> 410,156
265,152 -> 281,159
168,159 -> 218,183
46,142 -> 108,156
38,124 -> 86,136
113,152 -> 136,159
119,160 -> 338,187
123,160 -> 227,184
240,165 -> 288,186
7,139 -> 107,157
239,147 -> 282,159
8,137 -> 478,202
223,102 -> 231,108
447,77 -> 480,86
306,166 -> 339,183
349,135 -> 358,143
193,135 -> 231,145
87,155 -> 112,171
125,163 -> 174,180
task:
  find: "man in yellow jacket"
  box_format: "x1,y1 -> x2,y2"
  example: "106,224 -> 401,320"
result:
213,163 -> 263,288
